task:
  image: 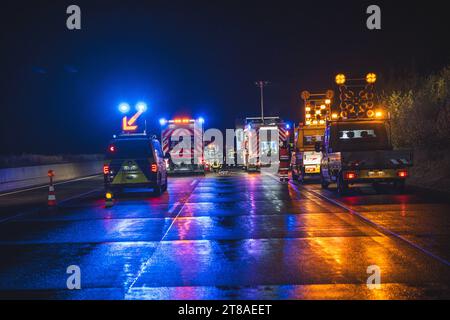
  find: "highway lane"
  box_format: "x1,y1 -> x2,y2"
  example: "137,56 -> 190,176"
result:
0,175 -> 104,223
0,171 -> 449,299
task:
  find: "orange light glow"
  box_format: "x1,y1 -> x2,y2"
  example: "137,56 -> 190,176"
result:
397,170 -> 408,178
151,164 -> 158,173
345,171 -> 357,180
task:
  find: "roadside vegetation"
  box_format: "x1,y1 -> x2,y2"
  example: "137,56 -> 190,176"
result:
381,65 -> 450,192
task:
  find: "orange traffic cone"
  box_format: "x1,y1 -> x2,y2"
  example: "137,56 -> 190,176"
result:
47,169 -> 57,207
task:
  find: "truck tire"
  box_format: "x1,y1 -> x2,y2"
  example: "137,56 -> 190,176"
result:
337,173 -> 348,196
291,169 -> 298,181
161,177 -> 168,192
320,173 -> 330,189
298,168 -> 305,184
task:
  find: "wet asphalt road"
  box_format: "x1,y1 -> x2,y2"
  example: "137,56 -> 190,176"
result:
0,171 -> 449,299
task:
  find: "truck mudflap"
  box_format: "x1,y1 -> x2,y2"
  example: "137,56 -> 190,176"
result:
341,150 -> 413,169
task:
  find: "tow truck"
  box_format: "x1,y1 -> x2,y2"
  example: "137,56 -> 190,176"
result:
291,90 -> 333,183
318,73 -> 413,195
160,117 -> 205,175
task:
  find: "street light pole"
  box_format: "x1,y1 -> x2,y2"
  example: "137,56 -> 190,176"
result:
255,80 -> 269,122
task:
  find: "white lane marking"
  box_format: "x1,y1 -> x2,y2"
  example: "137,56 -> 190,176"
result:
168,201 -> 180,214
190,179 -> 197,186
0,187 -> 103,225
126,178 -> 201,294
0,174 -> 101,197
263,171 -> 450,267
57,188 -> 102,205
299,185 -> 450,268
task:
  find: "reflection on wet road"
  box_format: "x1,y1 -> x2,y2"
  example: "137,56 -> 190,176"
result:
0,172 -> 449,299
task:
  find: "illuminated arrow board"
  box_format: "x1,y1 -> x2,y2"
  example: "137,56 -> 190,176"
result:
122,110 -> 144,131
119,102 -> 147,132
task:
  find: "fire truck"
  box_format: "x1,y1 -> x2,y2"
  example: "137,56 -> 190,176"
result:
291,90 -> 333,183
160,117 -> 205,174
318,73 -> 413,195
241,117 -> 290,172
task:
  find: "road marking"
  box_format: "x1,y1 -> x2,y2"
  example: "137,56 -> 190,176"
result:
298,184 -> 450,268
168,201 -> 180,214
0,187 -> 102,225
190,179 -> 197,186
126,177 -> 201,294
57,188 -> 102,205
263,172 -> 450,267
0,174 -> 101,197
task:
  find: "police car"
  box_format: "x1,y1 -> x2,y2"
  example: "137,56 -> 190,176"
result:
103,133 -> 168,197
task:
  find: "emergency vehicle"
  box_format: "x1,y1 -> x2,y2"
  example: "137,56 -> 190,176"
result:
204,141 -> 222,172
291,90 -> 333,182
241,117 -> 290,172
318,73 -> 413,195
160,118 -> 205,174
104,134 -> 168,197
103,101 -> 168,206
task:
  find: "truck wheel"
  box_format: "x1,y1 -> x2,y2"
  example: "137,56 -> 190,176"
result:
291,171 -> 298,181
298,168 -> 305,184
320,174 -> 329,189
161,178 -> 168,192
337,174 -> 348,196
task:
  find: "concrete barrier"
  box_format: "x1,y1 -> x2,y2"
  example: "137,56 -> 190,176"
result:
0,161 -> 103,193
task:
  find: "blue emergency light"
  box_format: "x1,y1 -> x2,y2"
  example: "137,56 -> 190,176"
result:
136,102 -> 148,113
118,102 -> 130,114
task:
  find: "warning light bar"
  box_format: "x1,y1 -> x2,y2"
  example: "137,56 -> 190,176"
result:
168,118 -> 196,124
160,118 -> 205,126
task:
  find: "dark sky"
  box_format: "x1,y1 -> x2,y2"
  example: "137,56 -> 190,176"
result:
1,0 -> 449,154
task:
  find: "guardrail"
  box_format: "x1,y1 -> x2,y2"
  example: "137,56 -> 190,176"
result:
0,161 -> 103,193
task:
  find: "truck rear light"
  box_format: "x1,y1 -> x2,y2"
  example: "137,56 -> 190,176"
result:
344,171 -> 357,180
151,164 -> 158,173
397,169 -> 408,178
103,164 -> 110,175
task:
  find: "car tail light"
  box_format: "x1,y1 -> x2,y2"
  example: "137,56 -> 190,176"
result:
344,171 -> 357,180
108,145 -> 116,153
397,169 -> 408,178
151,164 -> 158,173
103,164 -> 110,175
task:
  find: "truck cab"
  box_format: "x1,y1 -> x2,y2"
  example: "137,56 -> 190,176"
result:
291,90 -> 333,183
291,125 -> 324,182
319,117 -> 412,194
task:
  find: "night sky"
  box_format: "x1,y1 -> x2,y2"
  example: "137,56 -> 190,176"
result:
1,0 -> 449,154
